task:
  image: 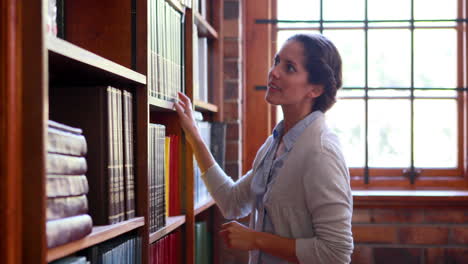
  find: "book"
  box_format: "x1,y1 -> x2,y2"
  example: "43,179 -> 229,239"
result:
47,195 -> 88,221
47,122 -> 87,156
47,153 -> 87,175
46,214 -> 93,248
122,90 -> 135,219
210,122 -> 226,170
47,175 -> 89,198
168,134 -> 180,216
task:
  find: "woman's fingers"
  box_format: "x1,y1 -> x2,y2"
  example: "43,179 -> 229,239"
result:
178,92 -> 191,107
173,101 -> 186,117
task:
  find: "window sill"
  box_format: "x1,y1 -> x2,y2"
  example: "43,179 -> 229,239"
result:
352,190 -> 468,208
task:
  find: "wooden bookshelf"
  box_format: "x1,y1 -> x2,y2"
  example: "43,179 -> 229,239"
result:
149,96 -> 176,112
194,198 -> 216,216
1,0 -> 225,263
194,11 -> 219,39
47,217 -> 145,262
149,215 -> 187,243
48,36 -> 146,86
194,99 -> 219,113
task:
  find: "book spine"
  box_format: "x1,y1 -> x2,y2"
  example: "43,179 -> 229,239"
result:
47,153 -> 87,175
46,214 -> 93,248
46,195 -> 88,221
116,89 -> 125,222
47,126 -> 87,156
47,175 -> 89,198
123,90 -> 135,219
108,87 -> 117,225
48,120 -> 83,134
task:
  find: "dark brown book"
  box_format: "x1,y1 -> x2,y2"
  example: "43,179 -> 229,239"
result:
46,175 -> 89,198
46,214 -> 93,248
47,153 -> 87,175
46,195 -> 88,221
49,85 -> 122,225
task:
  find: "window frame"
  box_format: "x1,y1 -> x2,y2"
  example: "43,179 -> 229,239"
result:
270,0 -> 468,189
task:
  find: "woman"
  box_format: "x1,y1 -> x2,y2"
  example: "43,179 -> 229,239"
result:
174,33 -> 353,264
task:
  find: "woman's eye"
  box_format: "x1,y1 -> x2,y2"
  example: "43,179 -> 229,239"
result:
287,64 -> 295,72
273,57 -> 279,65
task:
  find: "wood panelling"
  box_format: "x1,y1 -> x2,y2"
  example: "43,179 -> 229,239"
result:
1,1 -> 22,263
22,0 -> 47,263
243,0 -> 273,173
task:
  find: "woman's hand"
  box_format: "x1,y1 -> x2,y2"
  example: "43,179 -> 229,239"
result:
219,221 -> 258,251
173,92 -> 202,148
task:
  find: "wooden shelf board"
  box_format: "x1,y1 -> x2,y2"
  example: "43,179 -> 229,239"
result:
166,0 -> 185,13
194,12 -> 218,39
149,96 -> 176,112
149,215 -> 186,244
194,198 -> 216,216
194,100 -> 218,113
47,217 -> 145,262
47,36 -> 146,86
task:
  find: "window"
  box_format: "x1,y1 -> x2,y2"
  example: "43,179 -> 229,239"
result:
273,0 -> 467,187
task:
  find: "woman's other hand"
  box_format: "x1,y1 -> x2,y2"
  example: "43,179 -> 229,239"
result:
219,221 -> 258,251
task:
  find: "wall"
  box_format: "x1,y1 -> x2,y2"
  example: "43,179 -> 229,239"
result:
213,0 -> 249,263
352,207 -> 468,264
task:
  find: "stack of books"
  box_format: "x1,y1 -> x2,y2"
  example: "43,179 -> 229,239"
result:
46,120 -> 93,248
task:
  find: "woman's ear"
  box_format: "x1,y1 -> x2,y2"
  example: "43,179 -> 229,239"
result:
307,84 -> 324,99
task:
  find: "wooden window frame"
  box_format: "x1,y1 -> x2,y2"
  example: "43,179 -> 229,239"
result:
264,0 -> 468,189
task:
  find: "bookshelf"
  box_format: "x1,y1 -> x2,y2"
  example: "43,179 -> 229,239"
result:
1,0 -> 224,264
47,217 -> 145,262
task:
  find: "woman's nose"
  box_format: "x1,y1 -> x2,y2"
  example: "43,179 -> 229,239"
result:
269,65 -> 280,79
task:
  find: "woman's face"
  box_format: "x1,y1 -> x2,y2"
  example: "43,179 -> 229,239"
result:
266,40 -> 321,108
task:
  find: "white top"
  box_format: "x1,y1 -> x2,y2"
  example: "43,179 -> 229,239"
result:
202,112 -> 354,263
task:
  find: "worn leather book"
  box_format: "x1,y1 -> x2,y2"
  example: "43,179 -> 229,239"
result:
47,175 -> 89,198
46,214 -> 93,248
47,195 -> 88,221
47,121 -> 87,156
47,153 -> 87,175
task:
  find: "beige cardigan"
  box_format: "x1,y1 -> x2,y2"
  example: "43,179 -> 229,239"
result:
202,112 -> 354,263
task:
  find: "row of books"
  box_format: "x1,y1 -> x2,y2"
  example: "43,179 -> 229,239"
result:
194,120 -> 212,207
148,124 -> 167,233
51,234 -> 141,264
148,124 -> 184,233
47,120 -> 93,248
86,234 -> 142,263
149,230 -> 181,264
193,25 -> 209,103
148,0 -> 185,102
193,113 -> 227,208
49,86 -> 136,226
